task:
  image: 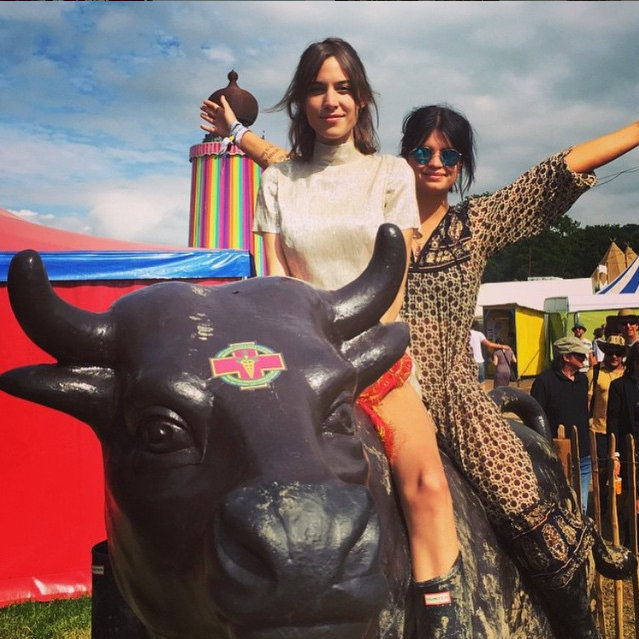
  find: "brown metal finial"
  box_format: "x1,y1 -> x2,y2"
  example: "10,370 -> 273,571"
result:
208,70 -> 259,127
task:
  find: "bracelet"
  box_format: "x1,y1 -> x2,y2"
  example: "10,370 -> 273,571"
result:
228,121 -> 249,146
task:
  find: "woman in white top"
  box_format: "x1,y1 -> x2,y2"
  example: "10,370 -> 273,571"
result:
210,37 -> 469,639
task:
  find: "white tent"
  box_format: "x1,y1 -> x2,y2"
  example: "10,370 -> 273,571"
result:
476,277 -> 592,316
597,256 -> 639,295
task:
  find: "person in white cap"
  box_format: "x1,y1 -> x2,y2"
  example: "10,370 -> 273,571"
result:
571,321 -> 592,373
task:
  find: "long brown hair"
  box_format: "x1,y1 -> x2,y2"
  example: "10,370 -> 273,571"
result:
270,37 -> 379,161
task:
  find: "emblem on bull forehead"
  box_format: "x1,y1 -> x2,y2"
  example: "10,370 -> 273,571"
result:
210,342 -> 286,390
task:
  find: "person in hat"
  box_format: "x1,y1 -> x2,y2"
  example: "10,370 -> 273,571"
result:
588,334 -> 627,510
617,309 -> 639,348
531,336 -> 593,513
571,321 -> 593,373
607,342 -> 639,516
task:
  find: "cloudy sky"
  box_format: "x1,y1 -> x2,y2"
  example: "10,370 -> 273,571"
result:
1,1 -> 638,247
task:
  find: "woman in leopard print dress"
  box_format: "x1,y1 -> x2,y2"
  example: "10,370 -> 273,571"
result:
400,104 -> 639,638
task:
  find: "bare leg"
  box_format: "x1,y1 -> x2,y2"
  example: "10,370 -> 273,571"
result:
378,383 -> 458,581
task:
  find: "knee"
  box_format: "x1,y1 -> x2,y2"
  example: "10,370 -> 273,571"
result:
402,468 -> 453,516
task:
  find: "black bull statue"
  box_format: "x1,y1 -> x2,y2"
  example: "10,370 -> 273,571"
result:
1,224 -> 584,639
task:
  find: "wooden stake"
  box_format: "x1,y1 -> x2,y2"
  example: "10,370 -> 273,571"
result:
590,428 -> 607,636
609,433 -> 624,639
553,424 -> 573,486
626,435 -> 639,638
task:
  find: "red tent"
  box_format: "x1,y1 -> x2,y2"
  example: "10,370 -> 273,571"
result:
0,208 -> 253,606
0,208 -> 179,251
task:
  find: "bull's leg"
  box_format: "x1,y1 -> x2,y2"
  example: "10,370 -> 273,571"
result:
535,565 -> 601,639
503,501 -> 635,639
411,552 -> 472,639
501,502 -> 599,638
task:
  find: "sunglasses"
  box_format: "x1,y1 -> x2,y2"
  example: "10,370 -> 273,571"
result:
410,146 -> 462,167
619,320 -> 638,326
607,349 -> 626,357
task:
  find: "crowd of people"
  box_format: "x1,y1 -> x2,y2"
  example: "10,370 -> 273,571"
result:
199,36 -> 639,639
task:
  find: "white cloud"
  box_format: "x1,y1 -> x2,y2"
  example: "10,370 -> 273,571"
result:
87,175 -> 191,246
1,0 -> 638,243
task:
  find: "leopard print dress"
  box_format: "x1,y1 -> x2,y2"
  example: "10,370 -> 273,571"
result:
404,150 -> 596,528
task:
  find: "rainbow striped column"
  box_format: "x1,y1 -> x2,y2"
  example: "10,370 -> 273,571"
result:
189,141 -> 264,275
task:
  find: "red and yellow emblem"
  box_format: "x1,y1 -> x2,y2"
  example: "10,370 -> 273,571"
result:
210,342 -> 286,390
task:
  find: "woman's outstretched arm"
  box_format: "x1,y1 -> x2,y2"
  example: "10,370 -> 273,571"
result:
200,95 -> 290,169
565,120 -> 639,174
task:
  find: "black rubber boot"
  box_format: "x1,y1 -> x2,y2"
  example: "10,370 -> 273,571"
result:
412,553 -> 471,639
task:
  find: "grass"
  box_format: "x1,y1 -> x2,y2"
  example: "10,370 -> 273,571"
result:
0,598 -> 91,639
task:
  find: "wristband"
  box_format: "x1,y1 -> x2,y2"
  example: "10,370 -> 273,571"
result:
228,121 -> 249,146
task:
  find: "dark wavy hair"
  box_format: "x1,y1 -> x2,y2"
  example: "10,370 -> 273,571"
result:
269,37 -> 379,161
400,104 -> 476,198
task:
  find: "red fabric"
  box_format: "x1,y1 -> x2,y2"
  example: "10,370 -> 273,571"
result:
356,353 -> 412,461
0,280 -> 239,607
0,208 -> 174,251
0,206 -> 239,606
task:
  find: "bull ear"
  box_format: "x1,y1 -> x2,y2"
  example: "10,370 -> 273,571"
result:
7,250 -> 115,365
341,323 -> 410,396
0,365 -> 116,436
328,224 -> 406,340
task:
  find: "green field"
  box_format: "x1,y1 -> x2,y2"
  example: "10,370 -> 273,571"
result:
0,598 -> 91,639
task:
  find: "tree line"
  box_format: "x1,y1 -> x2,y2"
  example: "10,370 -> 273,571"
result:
483,214 -> 639,283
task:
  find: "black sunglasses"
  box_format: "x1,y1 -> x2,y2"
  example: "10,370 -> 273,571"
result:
619,320 -> 638,326
410,146 -> 462,168
569,352 -> 587,361
607,349 -> 626,357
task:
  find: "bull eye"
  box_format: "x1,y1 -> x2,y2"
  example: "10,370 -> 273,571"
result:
136,408 -> 193,455
324,400 -> 356,436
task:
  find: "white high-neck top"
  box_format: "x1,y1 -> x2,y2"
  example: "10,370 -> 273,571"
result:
253,141 -> 419,291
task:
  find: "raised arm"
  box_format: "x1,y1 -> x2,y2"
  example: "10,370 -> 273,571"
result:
200,95 -> 290,169
482,336 -> 511,352
565,120 -> 639,174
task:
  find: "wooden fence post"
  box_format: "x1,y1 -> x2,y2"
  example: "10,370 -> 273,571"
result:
609,434 -> 624,639
626,435 -> 639,638
553,424 -> 572,486
590,428 -> 607,636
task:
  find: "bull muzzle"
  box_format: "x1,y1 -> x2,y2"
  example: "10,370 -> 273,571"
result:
211,481 -> 388,638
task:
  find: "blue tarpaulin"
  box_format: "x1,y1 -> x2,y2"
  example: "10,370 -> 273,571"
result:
0,250 -> 254,282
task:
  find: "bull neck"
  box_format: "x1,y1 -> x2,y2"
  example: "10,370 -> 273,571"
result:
312,140 -> 363,167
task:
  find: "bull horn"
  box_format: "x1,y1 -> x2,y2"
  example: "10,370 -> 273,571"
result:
8,250 -> 115,365
329,223 -> 407,339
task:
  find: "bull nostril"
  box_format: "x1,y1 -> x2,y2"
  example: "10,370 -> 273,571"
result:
214,503 -> 279,588
212,481 -> 383,623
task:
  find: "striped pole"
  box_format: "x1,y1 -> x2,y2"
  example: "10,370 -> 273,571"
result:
189,141 -> 264,275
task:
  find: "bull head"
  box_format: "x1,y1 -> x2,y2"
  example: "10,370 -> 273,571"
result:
0,223 -> 410,639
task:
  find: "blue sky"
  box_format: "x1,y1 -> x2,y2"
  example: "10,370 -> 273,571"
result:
1,1 -> 638,246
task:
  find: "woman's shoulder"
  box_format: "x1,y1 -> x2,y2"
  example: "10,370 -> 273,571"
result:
262,157 -> 296,174
369,153 -> 415,181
